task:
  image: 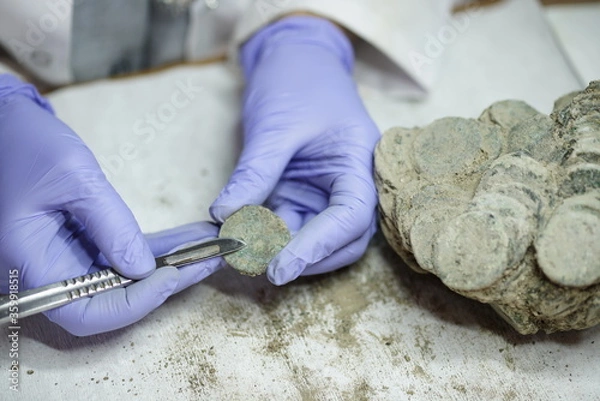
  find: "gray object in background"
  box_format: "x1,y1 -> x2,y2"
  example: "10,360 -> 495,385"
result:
375,81 -> 600,334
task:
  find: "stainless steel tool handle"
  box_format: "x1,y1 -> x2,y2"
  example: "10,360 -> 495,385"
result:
0,268 -> 133,324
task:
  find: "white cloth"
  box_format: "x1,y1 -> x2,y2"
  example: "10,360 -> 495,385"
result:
223,0 -> 463,97
186,0 -> 464,97
0,0 -> 466,96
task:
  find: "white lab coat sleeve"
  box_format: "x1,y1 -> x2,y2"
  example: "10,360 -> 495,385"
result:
0,1 -> 73,85
185,0 -> 254,61
230,0 -> 470,97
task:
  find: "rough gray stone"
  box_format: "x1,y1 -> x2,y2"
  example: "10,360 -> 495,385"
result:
219,205 -> 290,276
375,81 -> 600,334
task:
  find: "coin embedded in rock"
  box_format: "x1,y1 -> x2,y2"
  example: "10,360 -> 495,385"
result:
219,205 -> 291,276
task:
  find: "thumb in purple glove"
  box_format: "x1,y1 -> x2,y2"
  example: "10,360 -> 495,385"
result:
45,222 -> 223,336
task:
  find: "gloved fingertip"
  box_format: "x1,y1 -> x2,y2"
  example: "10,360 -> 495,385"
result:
94,252 -> 110,267
209,201 -> 234,224
217,257 -> 229,271
150,266 -> 180,298
211,177 -> 271,222
267,251 -> 306,286
173,258 -> 223,294
207,257 -> 226,276
43,302 -> 92,337
112,231 -> 157,280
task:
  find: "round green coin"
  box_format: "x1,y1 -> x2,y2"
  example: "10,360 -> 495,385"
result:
219,205 -> 291,276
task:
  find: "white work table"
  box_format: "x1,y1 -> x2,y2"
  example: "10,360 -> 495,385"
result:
2,1 -> 599,399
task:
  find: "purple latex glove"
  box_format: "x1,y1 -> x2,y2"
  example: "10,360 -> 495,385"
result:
45,222 -> 223,336
210,17 -> 380,285
0,75 -> 222,336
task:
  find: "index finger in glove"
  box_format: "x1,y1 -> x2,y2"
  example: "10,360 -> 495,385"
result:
144,221 -> 220,256
94,222 -> 224,296
144,222 -> 223,294
210,130 -> 294,223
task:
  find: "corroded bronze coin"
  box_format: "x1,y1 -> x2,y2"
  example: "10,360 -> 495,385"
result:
219,205 -> 291,276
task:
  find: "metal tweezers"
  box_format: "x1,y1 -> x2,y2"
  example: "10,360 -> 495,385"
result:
0,237 -> 245,325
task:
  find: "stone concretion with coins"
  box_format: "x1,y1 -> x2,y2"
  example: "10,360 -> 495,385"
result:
375,81 -> 600,334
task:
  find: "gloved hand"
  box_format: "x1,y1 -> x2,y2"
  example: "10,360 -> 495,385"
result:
0,75 -> 222,336
210,17 -> 380,285
44,222 -> 223,336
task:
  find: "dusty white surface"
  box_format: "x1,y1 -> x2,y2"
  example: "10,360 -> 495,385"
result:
1,1 -> 598,400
